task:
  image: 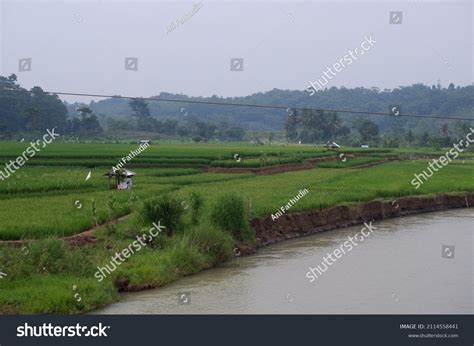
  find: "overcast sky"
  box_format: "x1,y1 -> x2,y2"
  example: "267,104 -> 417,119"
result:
0,0 -> 472,103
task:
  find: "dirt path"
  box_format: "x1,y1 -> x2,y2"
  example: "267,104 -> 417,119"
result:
205,154 -> 355,175
347,158 -> 399,169
0,214 -> 131,247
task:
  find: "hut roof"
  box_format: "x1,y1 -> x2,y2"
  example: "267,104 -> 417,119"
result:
104,169 -> 136,177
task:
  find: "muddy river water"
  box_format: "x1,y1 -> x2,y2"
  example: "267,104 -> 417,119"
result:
94,209 -> 473,314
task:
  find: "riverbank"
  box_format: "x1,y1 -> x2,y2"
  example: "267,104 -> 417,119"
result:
114,192 -> 474,290
94,208 -> 474,314
1,191 -> 473,314
107,192 -> 474,312
250,192 -> 474,249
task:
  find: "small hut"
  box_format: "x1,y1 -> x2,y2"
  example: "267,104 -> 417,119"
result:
104,168 -> 136,190
326,141 -> 341,150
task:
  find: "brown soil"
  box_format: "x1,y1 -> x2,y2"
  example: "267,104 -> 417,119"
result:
347,157 -> 399,169
304,154 -> 354,164
98,192 -> 474,292
0,214 -> 131,247
206,162 -> 314,175
205,154 -> 355,176
2,190 -> 472,297
249,193 -> 474,249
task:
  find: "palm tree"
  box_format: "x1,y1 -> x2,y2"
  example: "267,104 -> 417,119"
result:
405,129 -> 415,146
326,112 -> 343,139
284,109 -> 299,142
439,123 -> 450,138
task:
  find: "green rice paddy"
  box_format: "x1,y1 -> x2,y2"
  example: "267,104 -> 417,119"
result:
0,142 -> 472,313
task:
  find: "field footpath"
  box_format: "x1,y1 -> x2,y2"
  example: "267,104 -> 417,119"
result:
2,192 -> 471,254
0,214 -> 131,247
206,154 -> 357,175
346,157 -> 399,169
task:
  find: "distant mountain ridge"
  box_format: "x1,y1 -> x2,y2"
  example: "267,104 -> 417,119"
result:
67,84 -> 474,132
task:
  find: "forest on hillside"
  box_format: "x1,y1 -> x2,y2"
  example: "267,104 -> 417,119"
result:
1,73 -> 473,146
76,82 -> 473,134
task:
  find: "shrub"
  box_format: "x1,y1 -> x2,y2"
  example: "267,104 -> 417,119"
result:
140,195 -> 184,236
0,239 -> 96,278
210,193 -> 250,240
123,223 -> 171,249
189,192 -> 204,225
168,239 -> 205,275
28,239 -> 69,274
185,224 -> 234,265
0,245 -> 34,278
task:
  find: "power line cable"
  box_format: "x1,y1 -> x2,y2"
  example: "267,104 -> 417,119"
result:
1,88 -> 472,121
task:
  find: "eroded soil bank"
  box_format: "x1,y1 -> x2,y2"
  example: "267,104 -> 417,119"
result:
103,192 -> 474,296
249,193 -> 474,249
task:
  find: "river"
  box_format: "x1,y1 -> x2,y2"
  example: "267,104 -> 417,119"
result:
94,209 -> 473,314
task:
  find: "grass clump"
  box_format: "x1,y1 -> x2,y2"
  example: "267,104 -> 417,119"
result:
0,239 -> 96,278
189,192 -> 204,225
140,195 -> 185,236
0,276 -> 118,314
185,224 -> 234,265
210,193 -> 253,241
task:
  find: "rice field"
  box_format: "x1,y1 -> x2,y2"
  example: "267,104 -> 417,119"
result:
0,142 -> 473,240
0,142 -> 473,313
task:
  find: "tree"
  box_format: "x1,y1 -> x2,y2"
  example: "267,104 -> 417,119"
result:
439,123 -> 450,138
80,114 -> 103,136
224,126 -> 245,141
215,120 -> 245,141
284,109 -> 299,142
454,122 -> 471,139
25,107 -> 41,132
381,135 -> 400,148
177,124 -> 191,140
162,118 -> 178,135
66,106 -> 103,136
324,112 -> 344,140
106,118 -> 132,131
405,129 -> 415,146
358,120 -> 379,143
419,131 -> 430,146
27,86 -> 68,133
76,107 -> 93,120
268,132 -> 275,144
3,75 -> 474,142
205,123 -> 217,139
137,117 -> 161,131
0,76 -> 71,137
298,109 -> 347,143
300,108 -> 323,143
129,98 -> 150,118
